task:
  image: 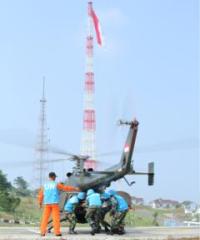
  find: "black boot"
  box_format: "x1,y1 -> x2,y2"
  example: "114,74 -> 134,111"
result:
110,228 -> 118,235
105,226 -> 110,233
96,226 -> 101,233
69,229 -> 77,234
118,226 -> 125,235
90,229 -> 96,235
90,224 -> 96,235
118,230 -> 125,235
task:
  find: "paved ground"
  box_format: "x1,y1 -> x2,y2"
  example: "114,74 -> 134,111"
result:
0,226 -> 199,240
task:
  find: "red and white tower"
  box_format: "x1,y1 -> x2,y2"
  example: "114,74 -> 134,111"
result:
81,2 -> 99,169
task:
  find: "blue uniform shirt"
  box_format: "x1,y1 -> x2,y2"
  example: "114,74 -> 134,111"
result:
87,192 -> 102,207
43,181 -> 59,204
64,195 -> 79,213
114,194 -> 128,212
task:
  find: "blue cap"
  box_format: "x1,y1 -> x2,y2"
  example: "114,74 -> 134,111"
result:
108,190 -> 116,196
77,192 -> 86,200
101,192 -> 111,200
87,189 -> 95,196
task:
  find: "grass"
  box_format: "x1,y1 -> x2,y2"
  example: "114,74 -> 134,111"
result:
125,206 -> 187,227
0,197 -> 41,223
126,209 -> 153,226
0,197 -> 189,227
15,197 -> 42,221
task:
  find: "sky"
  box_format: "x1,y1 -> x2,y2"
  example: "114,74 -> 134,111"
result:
0,0 -> 199,203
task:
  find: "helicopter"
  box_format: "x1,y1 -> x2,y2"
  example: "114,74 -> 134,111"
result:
46,118 -> 154,228
0,117 -> 154,227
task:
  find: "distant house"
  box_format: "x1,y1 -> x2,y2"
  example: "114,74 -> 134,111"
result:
132,196 -> 144,206
195,206 -> 200,214
149,199 -> 180,209
182,201 -> 198,214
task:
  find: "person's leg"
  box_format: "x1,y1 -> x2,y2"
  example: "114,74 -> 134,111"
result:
71,213 -> 77,231
48,213 -> 66,233
110,212 -> 121,232
47,219 -> 53,233
65,212 -> 70,227
94,208 -> 101,232
101,214 -> 110,232
99,210 -> 106,228
52,204 -> 61,235
69,213 -> 77,234
86,208 -> 93,226
40,205 -> 52,235
100,208 -> 111,232
86,208 -> 96,235
118,211 -> 128,234
65,213 -> 72,233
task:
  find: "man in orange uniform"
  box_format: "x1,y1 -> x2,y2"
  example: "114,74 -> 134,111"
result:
38,172 -> 79,237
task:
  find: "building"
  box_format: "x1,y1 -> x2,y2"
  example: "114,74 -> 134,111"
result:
149,199 -> 180,209
132,196 -> 144,206
182,201 -> 198,214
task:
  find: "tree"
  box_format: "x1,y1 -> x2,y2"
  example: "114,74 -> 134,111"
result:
152,211 -> 159,226
0,170 -> 20,212
0,170 -> 11,192
0,191 -> 20,212
14,176 -> 30,197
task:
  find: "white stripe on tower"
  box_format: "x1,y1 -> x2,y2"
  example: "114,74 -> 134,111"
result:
80,2 -> 97,169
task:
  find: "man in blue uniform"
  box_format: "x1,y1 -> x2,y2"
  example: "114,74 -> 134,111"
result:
86,189 -> 102,235
64,192 -> 86,234
108,190 -> 129,235
100,192 -> 112,233
38,172 -> 79,236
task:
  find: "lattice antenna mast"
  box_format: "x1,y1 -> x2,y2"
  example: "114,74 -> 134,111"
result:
81,2 -> 97,169
35,77 -> 48,187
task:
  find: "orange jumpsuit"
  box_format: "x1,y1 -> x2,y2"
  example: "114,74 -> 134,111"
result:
38,182 -> 78,235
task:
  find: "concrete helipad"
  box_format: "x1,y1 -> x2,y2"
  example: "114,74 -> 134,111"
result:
0,226 -> 199,240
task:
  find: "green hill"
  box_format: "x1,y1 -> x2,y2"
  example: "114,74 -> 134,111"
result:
0,197 -> 187,227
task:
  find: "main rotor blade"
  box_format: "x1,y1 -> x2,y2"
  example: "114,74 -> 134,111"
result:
96,151 -> 120,158
0,129 -> 36,149
1,157 -> 73,167
0,131 -> 77,157
135,138 -> 199,154
42,157 -> 74,163
46,146 -> 75,157
96,138 -> 199,159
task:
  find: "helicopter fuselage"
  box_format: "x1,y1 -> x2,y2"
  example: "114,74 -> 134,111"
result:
47,119 -> 154,230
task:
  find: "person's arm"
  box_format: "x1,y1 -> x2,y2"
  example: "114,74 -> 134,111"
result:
85,196 -> 89,207
80,200 -> 87,207
57,183 -> 79,192
110,197 -> 117,215
38,188 -> 44,209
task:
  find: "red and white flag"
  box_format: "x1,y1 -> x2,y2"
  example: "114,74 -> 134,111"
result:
89,6 -> 103,46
